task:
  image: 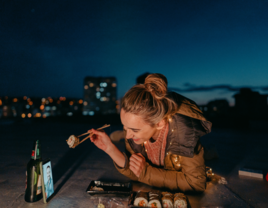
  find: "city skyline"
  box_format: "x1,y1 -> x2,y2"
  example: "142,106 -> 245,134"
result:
1,0 -> 268,105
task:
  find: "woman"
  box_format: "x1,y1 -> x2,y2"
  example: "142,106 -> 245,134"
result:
89,73 -> 212,192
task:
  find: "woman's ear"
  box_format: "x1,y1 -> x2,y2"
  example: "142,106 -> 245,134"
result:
156,119 -> 166,130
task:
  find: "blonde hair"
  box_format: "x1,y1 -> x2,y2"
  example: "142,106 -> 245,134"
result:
121,73 -> 178,126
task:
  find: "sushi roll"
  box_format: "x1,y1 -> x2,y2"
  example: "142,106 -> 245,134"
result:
66,135 -> 80,148
161,192 -> 173,208
134,191 -> 148,207
174,193 -> 187,208
148,191 -> 162,208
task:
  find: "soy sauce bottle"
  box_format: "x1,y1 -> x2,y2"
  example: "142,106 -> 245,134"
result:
24,140 -> 42,202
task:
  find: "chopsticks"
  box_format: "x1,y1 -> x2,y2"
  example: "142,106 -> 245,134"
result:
78,124 -> 110,144
77,124 -> 110,137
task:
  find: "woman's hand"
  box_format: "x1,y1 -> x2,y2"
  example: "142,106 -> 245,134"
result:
89,129 -> 113,153
129,153 -> 146,178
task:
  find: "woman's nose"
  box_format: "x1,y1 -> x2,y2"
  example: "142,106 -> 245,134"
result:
125,130 -> 133,139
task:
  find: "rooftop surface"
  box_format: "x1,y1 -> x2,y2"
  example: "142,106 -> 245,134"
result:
0,119 -> 267,208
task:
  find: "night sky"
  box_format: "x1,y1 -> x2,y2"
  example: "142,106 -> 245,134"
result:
1,0 -> 268,105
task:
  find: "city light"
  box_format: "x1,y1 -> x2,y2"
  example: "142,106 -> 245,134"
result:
21,113 -> 26,118
100,82 -> 107,87
13,98 -> 18,102
35,113 -> 41,117
78,99 -> 83,104
69,101 -> 74,106
89,83 -> 94,87
84,85 -> 89,90
112,83 -> 117,87
29,101 -> 33,106
40,105 -> 44,110
83,101 -> 88,106
0,99 -> 2,106
23,96 -> 27,100
28,113 -> 32,118
67,112 -> 73,116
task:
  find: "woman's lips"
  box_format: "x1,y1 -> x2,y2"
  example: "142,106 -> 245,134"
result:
133,138 -> 140,142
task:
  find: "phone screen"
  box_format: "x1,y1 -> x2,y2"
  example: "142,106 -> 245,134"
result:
42,160 -> 54,201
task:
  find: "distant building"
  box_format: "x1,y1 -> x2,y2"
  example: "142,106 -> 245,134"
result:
83,76 -> 117,115
233,88 -> 268,118
206,99 -> 230,117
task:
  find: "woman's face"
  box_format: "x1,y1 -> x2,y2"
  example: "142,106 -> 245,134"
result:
120,109 -> 160,144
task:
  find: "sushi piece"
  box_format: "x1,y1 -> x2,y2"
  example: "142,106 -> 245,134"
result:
148,191 -> 162,208
134,191 -> 148,207
66,135 -> 80,148
161,192 -> 173,208
174,193 -> 187,208
148,199 -> 162,208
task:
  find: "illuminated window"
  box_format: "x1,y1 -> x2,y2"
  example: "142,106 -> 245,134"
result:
100,82 -> 107,87
35,113 -> 41,118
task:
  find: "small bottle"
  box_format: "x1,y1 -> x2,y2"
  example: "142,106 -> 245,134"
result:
24,140 -> 42,202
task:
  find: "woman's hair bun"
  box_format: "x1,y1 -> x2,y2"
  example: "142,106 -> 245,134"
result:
144,73 -> 168,99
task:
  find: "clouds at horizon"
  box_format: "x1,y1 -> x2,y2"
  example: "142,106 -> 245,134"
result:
169,84 -> 268,93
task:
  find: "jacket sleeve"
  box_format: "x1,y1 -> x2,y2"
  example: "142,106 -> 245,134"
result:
138,147 -> 206,192
113,138 -> 138,181
114,139 -> 206,192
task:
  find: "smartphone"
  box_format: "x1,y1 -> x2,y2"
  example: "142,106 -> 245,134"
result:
40,159 -> 54,203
